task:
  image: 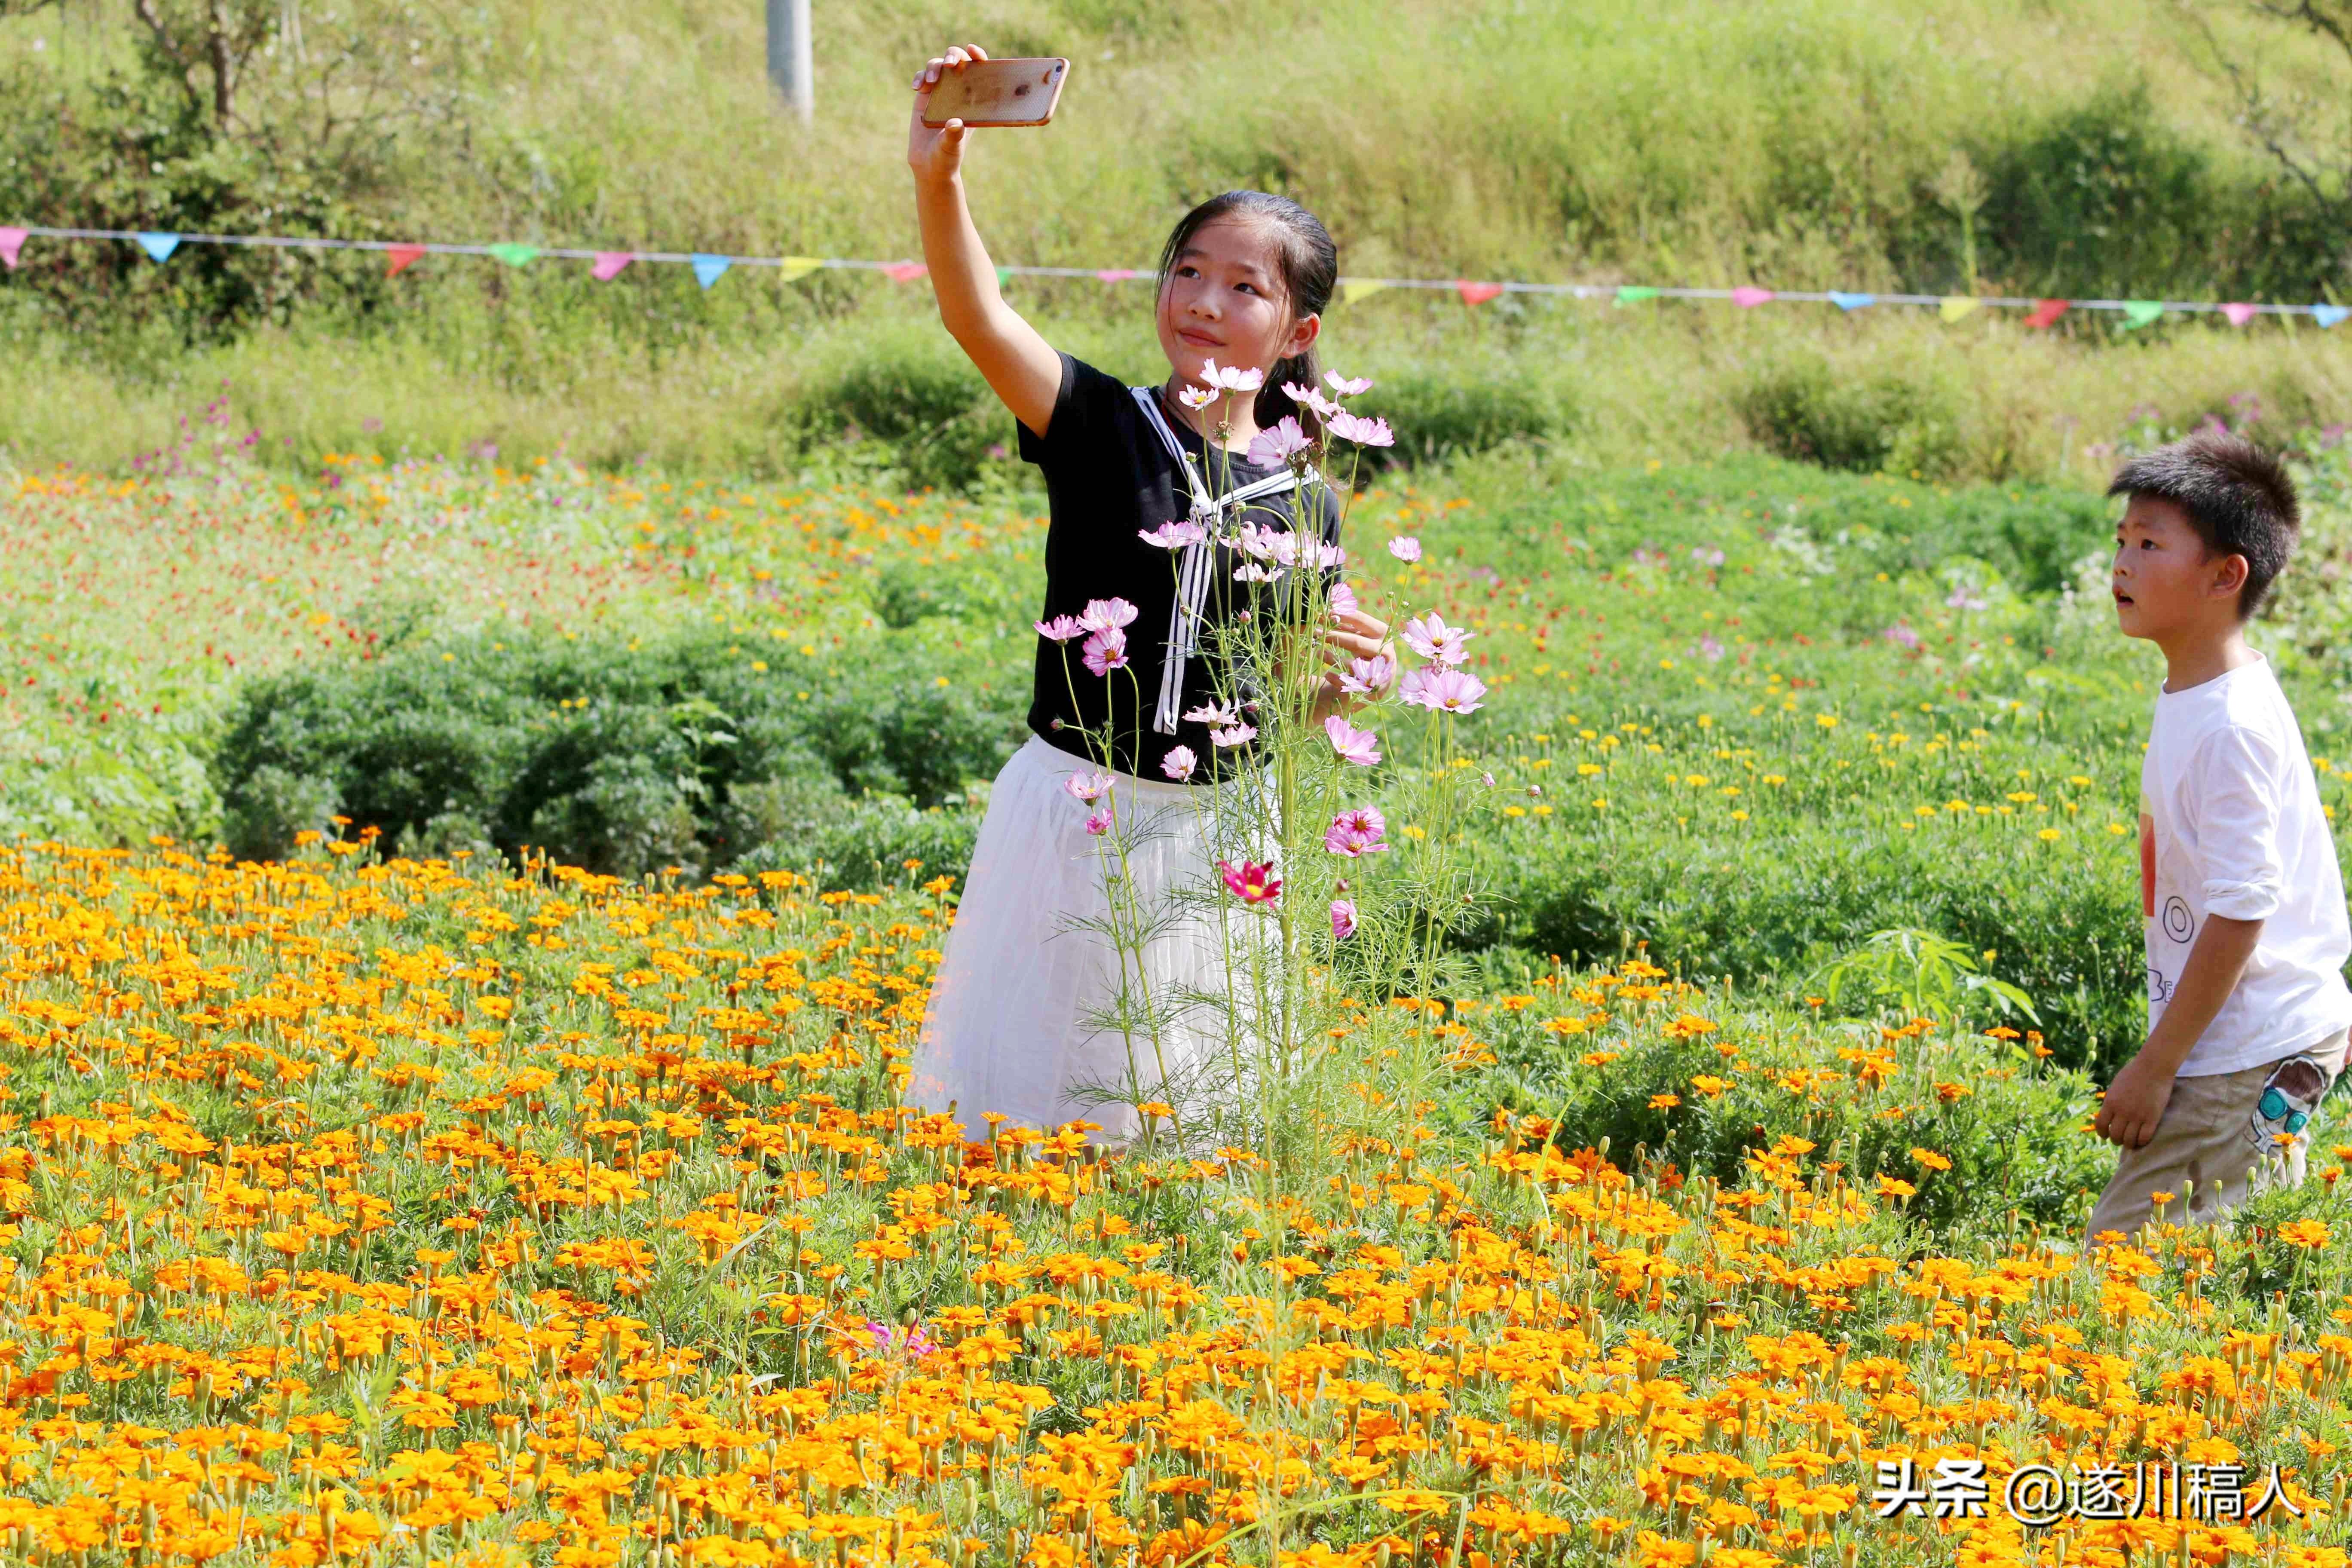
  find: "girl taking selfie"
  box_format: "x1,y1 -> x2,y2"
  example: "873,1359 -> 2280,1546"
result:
902,43 -> 1391,1146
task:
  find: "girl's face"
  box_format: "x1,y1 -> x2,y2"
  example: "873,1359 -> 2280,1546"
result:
1157,219 -> 1320,395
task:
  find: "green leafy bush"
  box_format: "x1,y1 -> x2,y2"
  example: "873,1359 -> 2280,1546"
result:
212,625 -> 1025,876
1735,357 -> 1966,478
1354,374 -> 1565,472
792,332 -> 1015,493
1468,992 -> 2105,1232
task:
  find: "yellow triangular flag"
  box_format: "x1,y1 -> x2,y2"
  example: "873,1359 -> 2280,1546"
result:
1338,279 -> 1390,305
778,257 -> 825,283
1939,295 -> 1982,323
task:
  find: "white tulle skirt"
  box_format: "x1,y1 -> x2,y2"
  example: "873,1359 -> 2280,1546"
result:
910,735 -> 1259,1145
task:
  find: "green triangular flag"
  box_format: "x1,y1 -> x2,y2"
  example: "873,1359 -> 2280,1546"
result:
2119,300 -> 2165,330
995,265 -> 1013,285
1615,285 -> 1660,306
487,243 -> 539,269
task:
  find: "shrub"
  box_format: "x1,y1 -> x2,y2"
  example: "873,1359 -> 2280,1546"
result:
212,624 -> 1026,876
1734,357 -> 1965,478
793,332 -> 1014,493
1354,374 -> 1563,471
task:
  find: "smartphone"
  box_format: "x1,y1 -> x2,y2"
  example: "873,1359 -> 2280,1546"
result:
921,57 -> 1069,128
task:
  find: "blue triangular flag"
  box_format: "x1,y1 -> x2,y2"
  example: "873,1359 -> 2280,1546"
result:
135,231 -> 181,263
690,254 -> 731,291
2315,304 -> 2349,329
1829,291 -> 1875,311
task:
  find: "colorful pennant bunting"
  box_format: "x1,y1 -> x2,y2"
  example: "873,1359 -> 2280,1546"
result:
4,221 -> 2345,335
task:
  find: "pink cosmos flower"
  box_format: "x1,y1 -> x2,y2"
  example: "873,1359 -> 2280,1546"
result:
1282,381 -> 1342,420
1234,563 -> 1282,584
1064,772 -> 1114,805
1139,519 -> 1207,550
1081,627 -> 1129,676
1326,410 -> 1395,448
1177,384 -> 1217,410
1323,805 -> 1390,858
1329,581 -> 1360,618
1085,808 -> 1113,837
1402,612 -> 1472,666
1330,898 -> 1358,940
1883,622 -> 1921,650
1325,371 -> 1373,397
1337,653 -> 1396,696
1324,714 -> 1381,766
1079,598 -> 1139,632
1699,634 -> 1725,662
1246,416 -> 1313,467
1218,858 -> 1281,903
1161,745 -> 1198,781
1388,536 -> 1423,563
1210,722 -> 1258,748
1183,701 -> 1240,728
1400,667 -> 1487,714
1035,615 -> 1083,642
1199,359 -> 1265,395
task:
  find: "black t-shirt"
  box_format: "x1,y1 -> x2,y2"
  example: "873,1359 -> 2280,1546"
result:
1017,352 -> 1341,783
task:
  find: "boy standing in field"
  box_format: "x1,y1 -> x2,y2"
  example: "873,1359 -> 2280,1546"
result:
2089,431 -> 2352,1242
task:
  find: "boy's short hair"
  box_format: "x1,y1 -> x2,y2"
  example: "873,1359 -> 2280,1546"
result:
2108,431 -> 2301,617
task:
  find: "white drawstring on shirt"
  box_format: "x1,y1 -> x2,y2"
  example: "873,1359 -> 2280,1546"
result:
1130,386 -> 1315,736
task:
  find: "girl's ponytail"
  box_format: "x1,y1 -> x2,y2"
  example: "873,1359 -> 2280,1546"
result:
1156,191 -> 1338,435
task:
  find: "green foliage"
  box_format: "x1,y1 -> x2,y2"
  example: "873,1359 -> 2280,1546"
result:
1735,356 -> 1966,478
1468,998 -> 2107,1231
1353,373 -> 1566,472
1812,928 -> 2039,1027
211,625 -> 1024,876
792,331 -> 1017,493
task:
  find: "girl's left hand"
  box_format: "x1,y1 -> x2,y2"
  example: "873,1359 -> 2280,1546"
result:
1314,605 -> 1396,711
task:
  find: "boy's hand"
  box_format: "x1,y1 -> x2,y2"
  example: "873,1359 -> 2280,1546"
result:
2094,1052 -> 2176,1149
909,45 -> 988,185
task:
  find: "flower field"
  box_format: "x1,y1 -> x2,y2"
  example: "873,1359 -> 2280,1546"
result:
1,836 -> 2349,1568
8,440 -> 2352,1564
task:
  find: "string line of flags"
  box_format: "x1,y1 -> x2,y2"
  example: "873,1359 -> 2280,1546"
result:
4,221 -> 2348,330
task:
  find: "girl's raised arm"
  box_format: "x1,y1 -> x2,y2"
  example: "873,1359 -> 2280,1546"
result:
908,46 -> 1063,438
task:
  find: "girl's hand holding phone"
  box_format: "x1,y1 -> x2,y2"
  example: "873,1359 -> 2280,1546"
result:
908,43 -> 989,185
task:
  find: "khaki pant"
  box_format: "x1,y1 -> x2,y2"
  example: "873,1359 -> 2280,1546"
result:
2086,1029 -> 2348,1243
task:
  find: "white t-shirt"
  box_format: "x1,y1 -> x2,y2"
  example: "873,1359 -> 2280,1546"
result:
2140,655 -> 2352,1076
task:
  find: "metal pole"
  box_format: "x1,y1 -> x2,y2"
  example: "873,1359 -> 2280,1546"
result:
766,0 -> 812,122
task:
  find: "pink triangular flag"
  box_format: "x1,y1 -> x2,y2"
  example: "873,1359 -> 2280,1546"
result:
882,261 -> 929,283
592,252 -> 635,282
1095,268 -> 1140,283
1731,286 -> 1773,308
2220,302 -> 2258,327
384,244 -> 426,278
1455,280 -> 1504,306
0,227 -> 24,270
